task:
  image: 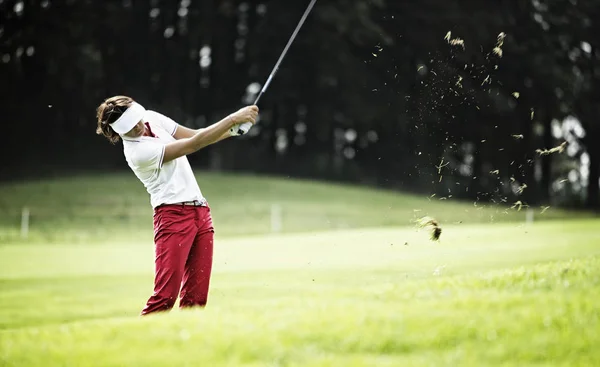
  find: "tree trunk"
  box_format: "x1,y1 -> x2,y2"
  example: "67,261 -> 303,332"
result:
586,134 -> 600,210
540,110 -> 553,203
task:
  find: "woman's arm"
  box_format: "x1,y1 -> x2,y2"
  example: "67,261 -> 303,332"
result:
174,125 -> 231,143
163,105 -> 258,164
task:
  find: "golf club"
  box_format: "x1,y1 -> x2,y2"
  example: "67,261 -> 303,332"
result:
230,0 -> 318,136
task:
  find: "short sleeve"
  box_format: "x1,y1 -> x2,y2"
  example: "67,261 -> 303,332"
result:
146,110 -> 178,136
130,141 -> 165,171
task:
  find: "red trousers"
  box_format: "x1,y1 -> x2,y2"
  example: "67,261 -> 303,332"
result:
141,203 -> 214,316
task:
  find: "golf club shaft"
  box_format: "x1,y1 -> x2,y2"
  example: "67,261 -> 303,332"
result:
232,0 -> 318,135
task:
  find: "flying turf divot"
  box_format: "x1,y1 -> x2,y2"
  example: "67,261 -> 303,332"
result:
416,216 -> 442,241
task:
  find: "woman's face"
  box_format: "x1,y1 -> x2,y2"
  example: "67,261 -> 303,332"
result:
123,121 -> 145,138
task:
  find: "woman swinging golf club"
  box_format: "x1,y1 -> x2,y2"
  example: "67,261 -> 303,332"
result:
95,96 -> 258,315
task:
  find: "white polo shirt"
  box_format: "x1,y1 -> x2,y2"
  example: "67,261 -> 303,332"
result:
121,110 -> 205,208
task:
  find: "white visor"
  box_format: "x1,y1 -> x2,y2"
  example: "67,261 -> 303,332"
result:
109,102 -> 146,135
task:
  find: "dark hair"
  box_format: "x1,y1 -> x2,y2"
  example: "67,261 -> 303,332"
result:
95,95 -> 134,144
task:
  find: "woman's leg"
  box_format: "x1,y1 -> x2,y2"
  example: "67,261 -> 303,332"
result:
141,206 -> 197,316
179,206 -> 214,308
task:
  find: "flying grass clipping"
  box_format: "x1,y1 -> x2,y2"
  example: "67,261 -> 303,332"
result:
536,141 -> 567,156
409,30 -> 566,241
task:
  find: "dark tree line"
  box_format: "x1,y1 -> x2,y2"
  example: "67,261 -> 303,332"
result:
0,0 -> 598,209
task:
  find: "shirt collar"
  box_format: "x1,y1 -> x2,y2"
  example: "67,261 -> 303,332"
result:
122,135 -> 158,143
122,135 -> 141,142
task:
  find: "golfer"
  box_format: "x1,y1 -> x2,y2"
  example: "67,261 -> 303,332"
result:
95,95 -> 258,315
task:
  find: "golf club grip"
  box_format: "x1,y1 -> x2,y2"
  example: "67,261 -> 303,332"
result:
234,121 -> 253,135
230,91 -> 263,136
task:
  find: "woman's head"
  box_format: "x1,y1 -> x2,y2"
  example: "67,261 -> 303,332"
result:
96,96 -> 135,144
96,95 -> 148,144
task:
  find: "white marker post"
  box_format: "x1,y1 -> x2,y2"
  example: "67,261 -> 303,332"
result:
21,207 -> 30,239
271,203 -> 282,234
525,208 -> 534,224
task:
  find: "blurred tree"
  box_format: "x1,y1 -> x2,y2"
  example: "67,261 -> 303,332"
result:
563,0 -> 600,209
533,0 -> 600,209
0,0 -> 596,211
239,0 -> 394,180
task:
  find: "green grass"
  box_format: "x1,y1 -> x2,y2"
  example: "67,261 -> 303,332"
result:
1,173 -> 599,365
1,218 -> 600,366
0,172 -> 594,244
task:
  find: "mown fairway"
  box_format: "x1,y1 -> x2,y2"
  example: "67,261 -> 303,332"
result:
0,172 -> 591,243
0,174 -> 599,366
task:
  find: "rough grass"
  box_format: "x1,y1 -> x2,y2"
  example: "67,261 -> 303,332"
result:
0,172 -> 593,244
1,219 -> 600,366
